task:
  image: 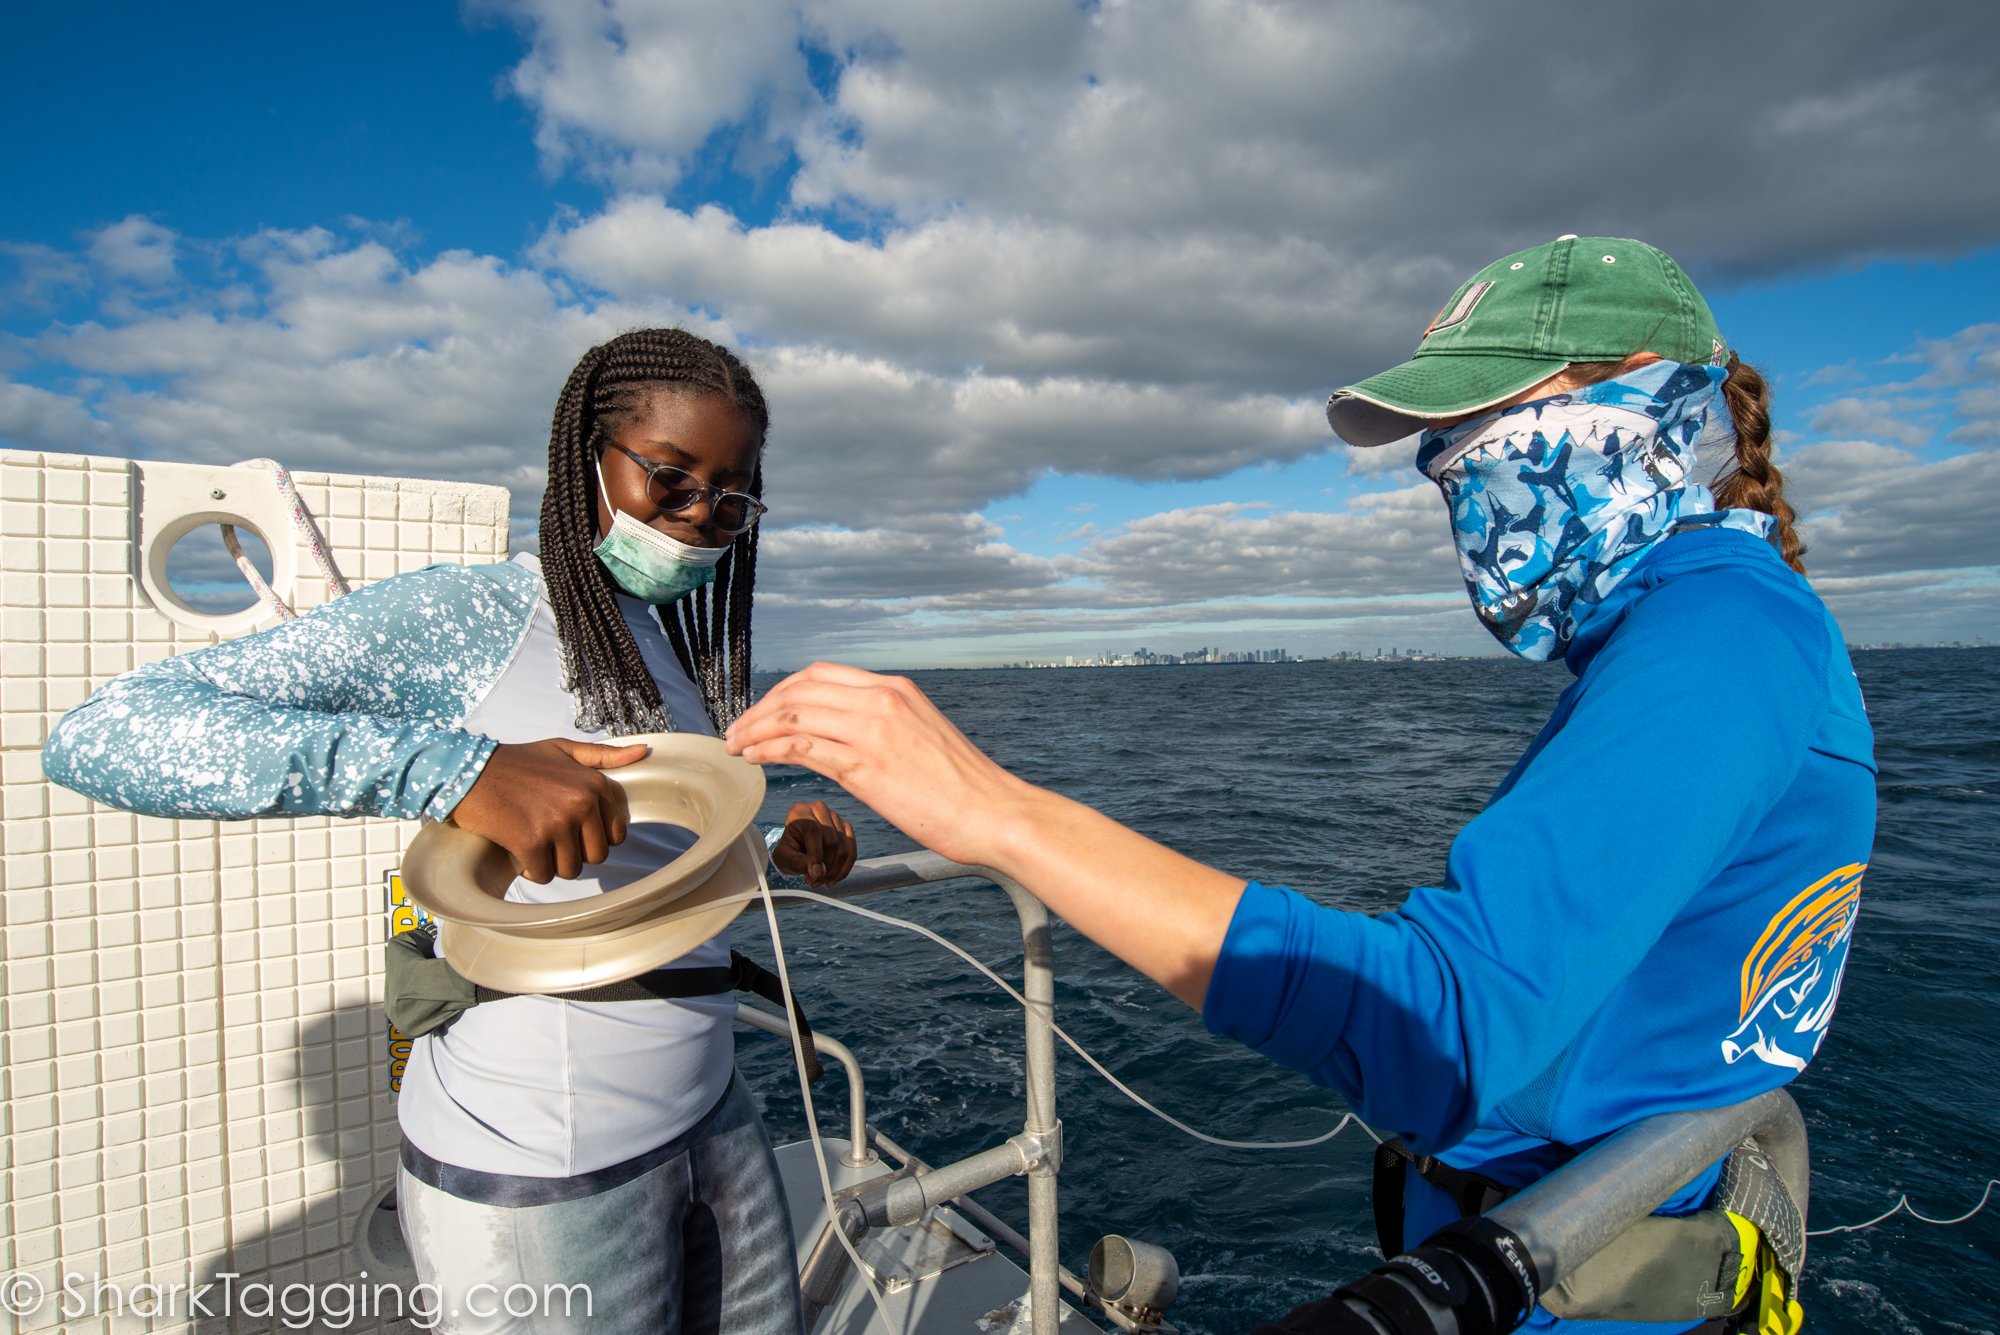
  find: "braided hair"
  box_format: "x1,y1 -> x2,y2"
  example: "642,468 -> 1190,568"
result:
1712,353 -> 1805,573
539,328 -> 769,736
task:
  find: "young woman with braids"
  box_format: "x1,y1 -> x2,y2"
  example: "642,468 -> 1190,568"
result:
45,327 -> 853,1334
725,239 -> 1875,1334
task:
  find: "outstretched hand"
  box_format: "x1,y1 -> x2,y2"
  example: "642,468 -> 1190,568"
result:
771,799 -> 858,887
727,662 -> 1247,1009
725,663 -> 1030,871
449,738 -> 649,885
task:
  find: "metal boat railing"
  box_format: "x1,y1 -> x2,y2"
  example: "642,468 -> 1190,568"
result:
749,849 -> 1068,1335
751,850 -> 1808,1335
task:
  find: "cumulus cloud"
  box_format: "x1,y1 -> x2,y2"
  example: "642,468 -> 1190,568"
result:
7,1 -> 2000,661
746,487 -> 1464,664
539,197 -> 1421,395
22,227 -> 669,493
1070,490 -> 1452,605
757,344 -> 1333,522
87,216 -> 179,285
761,513 -> 1067,603
516,0 -> 2000,453
1901,323 -> 2000,444
767,493 -> 1453,619
1781,323 -> 2000,581
0,241 -> 91,312
503,0 -> 2000,274
0,380 -> 116,454
471,0 -> 817,186
1788,438 -> 2000,579
1810,574 -> 2000,649
1808,397 -> 1934,450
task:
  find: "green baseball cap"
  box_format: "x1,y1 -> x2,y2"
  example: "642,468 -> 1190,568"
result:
1326,235 -> 1729,447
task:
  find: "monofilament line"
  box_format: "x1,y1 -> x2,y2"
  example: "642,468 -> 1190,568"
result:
776,886 -> 1382,1151
729,880 -> 1993,1240
754,862 -> 898,1332
1806,1178 -> 2000,1236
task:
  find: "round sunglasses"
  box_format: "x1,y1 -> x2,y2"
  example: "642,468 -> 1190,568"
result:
603,441 -> 767,536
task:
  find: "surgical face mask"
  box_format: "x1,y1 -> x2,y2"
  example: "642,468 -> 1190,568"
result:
593,461 -> 731,604
1415,360 -> 1763,660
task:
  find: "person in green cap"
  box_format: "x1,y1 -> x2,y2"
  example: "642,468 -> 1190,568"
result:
724,236 -> 1877,1333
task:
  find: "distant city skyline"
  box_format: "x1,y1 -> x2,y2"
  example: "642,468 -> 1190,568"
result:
771,638 -> 1997,674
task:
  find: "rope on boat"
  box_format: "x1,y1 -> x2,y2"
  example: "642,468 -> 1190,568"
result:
223,457 -> 352,619
1807,1178 -> 2000,1236
776,886 -> 1383,1152
757,868 -> 899,1331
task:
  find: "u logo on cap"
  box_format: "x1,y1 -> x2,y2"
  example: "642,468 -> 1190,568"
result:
1424,281 -> 1493,338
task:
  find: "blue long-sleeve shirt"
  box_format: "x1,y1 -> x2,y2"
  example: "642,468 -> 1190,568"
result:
1204,529 -> 1874,1322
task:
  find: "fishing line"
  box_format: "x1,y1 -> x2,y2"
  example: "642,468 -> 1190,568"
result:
764,885 -> 1380,1152
1806,1178 -> 2000,1236
753,860 -> 899,1333
752,883 -> 2000,1244
774,886 -> 2000,1229
752,881 -> 2000,1251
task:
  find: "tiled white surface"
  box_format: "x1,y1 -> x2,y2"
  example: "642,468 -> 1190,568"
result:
2,449 -> 509,1334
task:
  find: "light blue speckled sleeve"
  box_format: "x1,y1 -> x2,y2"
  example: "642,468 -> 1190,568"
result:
42,562 -> 539,822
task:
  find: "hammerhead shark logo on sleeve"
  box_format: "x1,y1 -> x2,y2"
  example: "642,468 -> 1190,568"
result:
1722,863 -> 1864,1071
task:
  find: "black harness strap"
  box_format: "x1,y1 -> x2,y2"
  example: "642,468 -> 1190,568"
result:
1372,1136 -> 1515,1258
728,950 -> 826,1083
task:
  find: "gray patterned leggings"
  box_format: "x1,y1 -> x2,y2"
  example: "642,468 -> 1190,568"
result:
398,1074 -> 806,1334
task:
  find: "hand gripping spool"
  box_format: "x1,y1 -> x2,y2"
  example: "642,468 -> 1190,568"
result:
399,734 -> 768,993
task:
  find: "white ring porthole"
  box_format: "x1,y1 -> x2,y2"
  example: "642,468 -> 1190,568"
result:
132,459 -> 302,637
163,523 -> 275,616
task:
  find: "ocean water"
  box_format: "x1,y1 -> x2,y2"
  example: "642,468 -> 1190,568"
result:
736,649 -> 2000,1335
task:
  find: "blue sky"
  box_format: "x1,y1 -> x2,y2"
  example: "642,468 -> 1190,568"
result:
5,2 -> 1998,666
2,6 -> 558,263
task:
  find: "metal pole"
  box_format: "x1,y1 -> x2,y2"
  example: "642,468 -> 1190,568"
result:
767,851 -> 1067,1332
866,1138 -> 1043,1226
869,1128 -> 1096,1309
997,877 -> 1063,1335
734,1002 -> 876,1166
798,1200 -> 870,1331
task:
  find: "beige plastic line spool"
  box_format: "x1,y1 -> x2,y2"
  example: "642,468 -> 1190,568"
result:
398,734 -> 769,993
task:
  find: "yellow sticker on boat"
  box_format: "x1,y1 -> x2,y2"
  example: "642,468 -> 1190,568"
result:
385,870 -> 430,1092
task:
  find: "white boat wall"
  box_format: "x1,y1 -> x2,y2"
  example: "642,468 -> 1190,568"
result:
0,447 -> 511,1335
